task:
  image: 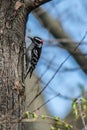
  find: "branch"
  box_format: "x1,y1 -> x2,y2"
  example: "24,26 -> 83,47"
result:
33,7 -> 87,74
27,33 -> 87,108
24,0 -> 52,10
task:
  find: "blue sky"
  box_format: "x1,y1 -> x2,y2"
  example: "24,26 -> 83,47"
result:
26,0 -> 87,118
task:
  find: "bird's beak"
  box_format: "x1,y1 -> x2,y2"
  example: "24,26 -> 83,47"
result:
27,36 -> 33,41
40,40 -> 43,43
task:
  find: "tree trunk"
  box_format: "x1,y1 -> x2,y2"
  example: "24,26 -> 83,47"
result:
0,1 -> 51,130
0,1 -> 28,129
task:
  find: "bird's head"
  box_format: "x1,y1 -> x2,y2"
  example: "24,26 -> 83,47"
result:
28,36 -> 43,48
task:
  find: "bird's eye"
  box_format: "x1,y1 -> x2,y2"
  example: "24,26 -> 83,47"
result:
36,39 -> 43,43
35,38 -> 40,42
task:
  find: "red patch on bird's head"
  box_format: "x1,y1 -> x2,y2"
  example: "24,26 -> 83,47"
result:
27,36 -> 43,44
40,40 -> 43,44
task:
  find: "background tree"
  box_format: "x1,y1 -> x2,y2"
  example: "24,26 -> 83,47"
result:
25,1 -> 87,129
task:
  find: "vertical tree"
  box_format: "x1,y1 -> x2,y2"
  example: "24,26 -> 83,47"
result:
0,1 -> 51,130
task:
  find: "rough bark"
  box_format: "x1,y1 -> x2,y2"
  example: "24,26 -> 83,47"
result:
0,1 -> 28,130
0,0 -> 51,130
33,7 -> 87,74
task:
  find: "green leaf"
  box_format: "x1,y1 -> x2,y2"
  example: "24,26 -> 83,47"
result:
32,113 -> 38,119
50,126 -> 56,130
24,111 -> 30,119
54,116 -> 59,121
81,98 -> 87,104
41,115 -> 46,119
83,104 -> 87,111
65,124 -> 70,130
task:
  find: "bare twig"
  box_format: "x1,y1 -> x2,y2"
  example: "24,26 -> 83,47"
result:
27,32 -> 87,108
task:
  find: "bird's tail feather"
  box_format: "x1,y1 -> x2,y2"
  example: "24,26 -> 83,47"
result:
24,67 -> 33,79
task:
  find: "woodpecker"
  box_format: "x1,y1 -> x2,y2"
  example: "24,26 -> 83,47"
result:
24,36 -> 43,79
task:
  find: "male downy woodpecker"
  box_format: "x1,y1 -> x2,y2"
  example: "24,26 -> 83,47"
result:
24,36 -> 43,79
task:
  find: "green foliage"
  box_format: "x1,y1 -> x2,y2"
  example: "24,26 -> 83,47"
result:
23,98 -> 87,130
72,98 -> 87,119
24,111 -> 30,119
50,126 -> 56,130
54,116 -> 59,121
72,98 -> 79,118
32,112 -> 38,119
65,124 -> 70,130
41,115 -> 46,119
